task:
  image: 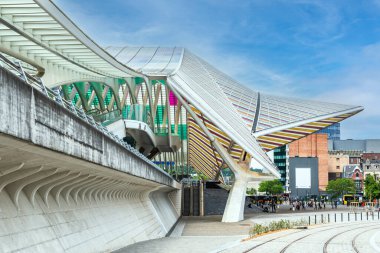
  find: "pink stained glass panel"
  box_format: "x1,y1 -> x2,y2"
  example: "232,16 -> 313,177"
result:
169,91 -> 177,105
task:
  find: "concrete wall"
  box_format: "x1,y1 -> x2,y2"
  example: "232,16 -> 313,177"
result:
203,186 -> 257,215
204,187 -> 229,215
0,68 -> 176,188
0,178 -> 175,253
289,133 -> 328,190
0,68 -> 181,252
288,157 -> 319,197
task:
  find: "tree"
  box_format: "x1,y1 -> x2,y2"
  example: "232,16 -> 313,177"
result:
364,174 -> 380,201
258,180 -> 284,195
326,178 -> 356,199
246,188 -> 257,196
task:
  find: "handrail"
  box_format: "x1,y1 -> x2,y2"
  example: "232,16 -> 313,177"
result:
92,110 -> 121,123
0,53 -> 171,177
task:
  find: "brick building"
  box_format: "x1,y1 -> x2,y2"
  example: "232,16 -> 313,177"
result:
343,165 -> 364,193
362,153 -> 380,161
361,153 -> 380,180
327,152 -> 349,180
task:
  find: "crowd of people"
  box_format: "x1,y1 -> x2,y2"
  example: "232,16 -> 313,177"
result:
288,199 -> 335,211
248,197 -> 278,212
248,196 -> 340,213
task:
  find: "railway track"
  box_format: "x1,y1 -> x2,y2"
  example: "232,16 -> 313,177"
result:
351,226 -> 380,253
242,222 -> 380,253
277,225 -> 354,253
322,224 -> 379,253
243,223 -> 348,253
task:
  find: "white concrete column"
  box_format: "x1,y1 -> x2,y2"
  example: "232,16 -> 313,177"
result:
222,175 -> 248,222
200,181 -> 204,216
166,80 -> 248,222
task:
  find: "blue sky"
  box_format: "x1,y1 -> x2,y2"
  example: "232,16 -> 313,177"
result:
56,0 -> 380,139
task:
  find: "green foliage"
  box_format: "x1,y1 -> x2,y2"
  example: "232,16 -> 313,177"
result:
191,172 -> 208,181
250,168 -> 263,173
271,184 -> 284,195
258,180 -> 284,195
249,219 -> 308,237
364,174 -> 380,201
246,188 -> 257,196
326,178 -> 356,199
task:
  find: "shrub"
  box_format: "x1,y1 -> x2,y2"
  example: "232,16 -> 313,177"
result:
291,218 -> 308,227
249,218 -> 307,238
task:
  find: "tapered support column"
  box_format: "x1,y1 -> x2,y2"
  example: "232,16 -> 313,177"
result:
222,176 -> 248,222
166,80 -> 249,223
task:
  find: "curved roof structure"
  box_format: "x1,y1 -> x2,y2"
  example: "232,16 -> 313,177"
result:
106,46 -> 363,178
104,46 -> 183,76
0,0 -> 142,86
106,47 -> 361,133
0,1 -> 363,182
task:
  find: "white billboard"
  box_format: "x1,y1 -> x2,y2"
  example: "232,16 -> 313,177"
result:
295,168 -> 311,189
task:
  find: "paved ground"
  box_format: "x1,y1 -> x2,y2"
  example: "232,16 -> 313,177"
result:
220,221 -> 380,253
113,216 -> 251,253
115,206 -> 380,253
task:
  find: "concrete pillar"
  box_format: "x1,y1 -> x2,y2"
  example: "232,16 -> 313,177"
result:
190,183 -> 194,216
222,176 -> 248,222
181,183 -> 185,216
200,181 -> 204,216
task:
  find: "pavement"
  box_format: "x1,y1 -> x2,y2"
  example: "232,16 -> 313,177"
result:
114,205 -> 380,253
113,216 -> 251,253
219,221 -> 380,253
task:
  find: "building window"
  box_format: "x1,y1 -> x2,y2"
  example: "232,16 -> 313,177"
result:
336,166 -> 340,170
356,172 -> 359,177
355,180 -> 361,191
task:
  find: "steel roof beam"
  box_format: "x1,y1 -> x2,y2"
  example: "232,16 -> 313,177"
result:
0,15 -> 113,77
34,0 -> 143,78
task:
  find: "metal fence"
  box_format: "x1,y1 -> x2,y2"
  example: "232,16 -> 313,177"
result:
307,211 -> 380,225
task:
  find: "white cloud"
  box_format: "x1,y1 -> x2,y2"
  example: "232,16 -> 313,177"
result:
54,0 -> 379,139
179,46 -> 295,95
311,43 -> 380,139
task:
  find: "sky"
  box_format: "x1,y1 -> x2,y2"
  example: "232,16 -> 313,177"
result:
55,0 -> 380,139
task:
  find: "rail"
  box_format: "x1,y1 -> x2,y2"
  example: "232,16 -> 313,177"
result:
0,53 -> 171,177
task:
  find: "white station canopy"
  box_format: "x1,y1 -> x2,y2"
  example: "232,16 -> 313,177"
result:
0,0 -> 142,87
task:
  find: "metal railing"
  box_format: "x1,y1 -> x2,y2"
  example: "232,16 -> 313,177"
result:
92,110 -> 122,125
127,104 -> 148,122
0,53 -> 170,176
306,211 -> 380,225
